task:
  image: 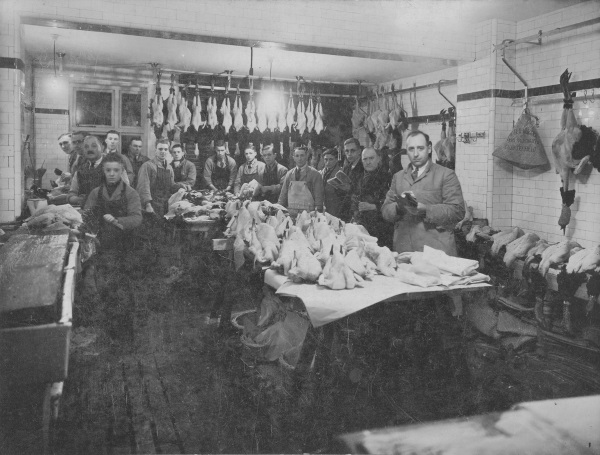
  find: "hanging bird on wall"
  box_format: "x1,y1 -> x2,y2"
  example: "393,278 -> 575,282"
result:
551,69 -> 598,234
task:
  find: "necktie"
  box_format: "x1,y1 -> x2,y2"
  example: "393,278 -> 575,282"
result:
295,167 -> 301,180
411,167 -> 419,181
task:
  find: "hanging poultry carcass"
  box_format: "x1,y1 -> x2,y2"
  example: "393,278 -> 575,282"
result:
389,92 -> 402,129
221,94 -> 232,133
150,75 -> 165,139
314,96 -> 324,135
551,69 -> 596,233
190,85 -> 203,133
277,87 -> 287,131
306,96 -> 315,133
377,93 -> 390,131
296,97 -> 307,136
233,88 -> 244,132
246,92 -> 257,132
176,85 -> 192,133
266,94 -> 278,132
166,89 -> 178,134
351,97 -> 366,139
207,93 -> 218,129
369,92 -> 382,133
286,88 -> 295,130
257,95 -> 268,133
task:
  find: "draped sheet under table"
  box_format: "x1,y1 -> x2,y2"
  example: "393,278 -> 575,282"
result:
264,269 -> 490,327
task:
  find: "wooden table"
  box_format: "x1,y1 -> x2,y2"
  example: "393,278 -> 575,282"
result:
263,270 -> 491,396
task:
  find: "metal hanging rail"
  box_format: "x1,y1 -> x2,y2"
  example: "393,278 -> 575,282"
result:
361,79 -> 457,99
500,40 -> 529,108
494,17 -> 600,53
174,83 -> 353,99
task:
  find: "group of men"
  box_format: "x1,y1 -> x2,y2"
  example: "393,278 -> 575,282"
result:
57,128 -> 465,256
201,132 -> 466,255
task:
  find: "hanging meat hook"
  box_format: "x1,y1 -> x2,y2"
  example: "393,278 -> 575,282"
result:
437,80 -> 456,110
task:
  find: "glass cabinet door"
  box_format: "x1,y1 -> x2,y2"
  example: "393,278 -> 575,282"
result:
120,92 -> 142,128
74,90 -> 113,127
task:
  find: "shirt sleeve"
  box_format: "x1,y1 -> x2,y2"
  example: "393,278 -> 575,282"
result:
67,172 -> 84,205
228,159 -> 238,188
382,173 -> 403,223
136,162 -> 153,207
184,161 -> 196,187
69,171 -> 80,196
118,186 -> 143,230
233,166 -> 244,194
122,155 -> 135,184
312,171 -> 324,211
277,172 -> 290,207
83,186 -> 99,210
423,170 -> 466,227
203,158 -> 214,187
168,167 -> 179,193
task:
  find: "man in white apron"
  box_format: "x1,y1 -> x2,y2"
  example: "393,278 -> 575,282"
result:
233,146 -> 265,195
278,147 -> 324,217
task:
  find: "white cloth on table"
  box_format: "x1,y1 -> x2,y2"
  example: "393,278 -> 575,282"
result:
422,245 -> 479,276
264,269 -> 490,328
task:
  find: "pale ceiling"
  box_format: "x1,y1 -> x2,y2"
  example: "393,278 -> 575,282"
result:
21,0 -> 585,84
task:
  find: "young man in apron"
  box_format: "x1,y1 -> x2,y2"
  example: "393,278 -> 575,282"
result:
170,143 -> 197,191
203,140 -> 238,192
259,144 -> 288,203
233,145 -> 265,196
278,146 -> 324,217
80,153 -> 142,339
84,153 -> 142,251
136,138 -> 177,218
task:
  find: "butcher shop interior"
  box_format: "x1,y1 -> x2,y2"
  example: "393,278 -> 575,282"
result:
1,0 -> 600,453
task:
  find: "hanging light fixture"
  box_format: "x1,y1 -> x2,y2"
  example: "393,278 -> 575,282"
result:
56,52 -> 66,77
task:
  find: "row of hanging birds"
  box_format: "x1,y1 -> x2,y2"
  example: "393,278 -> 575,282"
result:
150,74 -> 324,140
351,90 -> 410,150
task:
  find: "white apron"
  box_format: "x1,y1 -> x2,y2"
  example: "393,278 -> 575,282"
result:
287,180 -> 315,216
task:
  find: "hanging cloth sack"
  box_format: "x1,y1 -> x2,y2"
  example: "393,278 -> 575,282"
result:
493,109 -> 549,169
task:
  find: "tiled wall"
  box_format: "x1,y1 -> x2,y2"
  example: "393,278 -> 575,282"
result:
33,70 -> 70,188
0,1 -> 22,222
455,18 -> 499,226
509,1 -> 600,247
454,2 -> 600,247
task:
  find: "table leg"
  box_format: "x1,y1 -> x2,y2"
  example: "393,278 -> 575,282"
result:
292,324 -> 321,398
42,381 -> 63,455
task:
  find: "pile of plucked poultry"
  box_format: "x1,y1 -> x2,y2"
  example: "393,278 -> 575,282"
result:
464,223 -> 600,328
224,200 -> 487,291
165,189 -> 233,223
149,72 -> 326,154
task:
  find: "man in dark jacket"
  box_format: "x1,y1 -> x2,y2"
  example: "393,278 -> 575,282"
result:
127,137 -> 149,188
319,148 -> 344,219
259,144 -> 288,203
382,130 -> 465,255
104,130 -> 134,184
67,135 -> 105,206
353,147 -> 393,248
339,137 -> 364,221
